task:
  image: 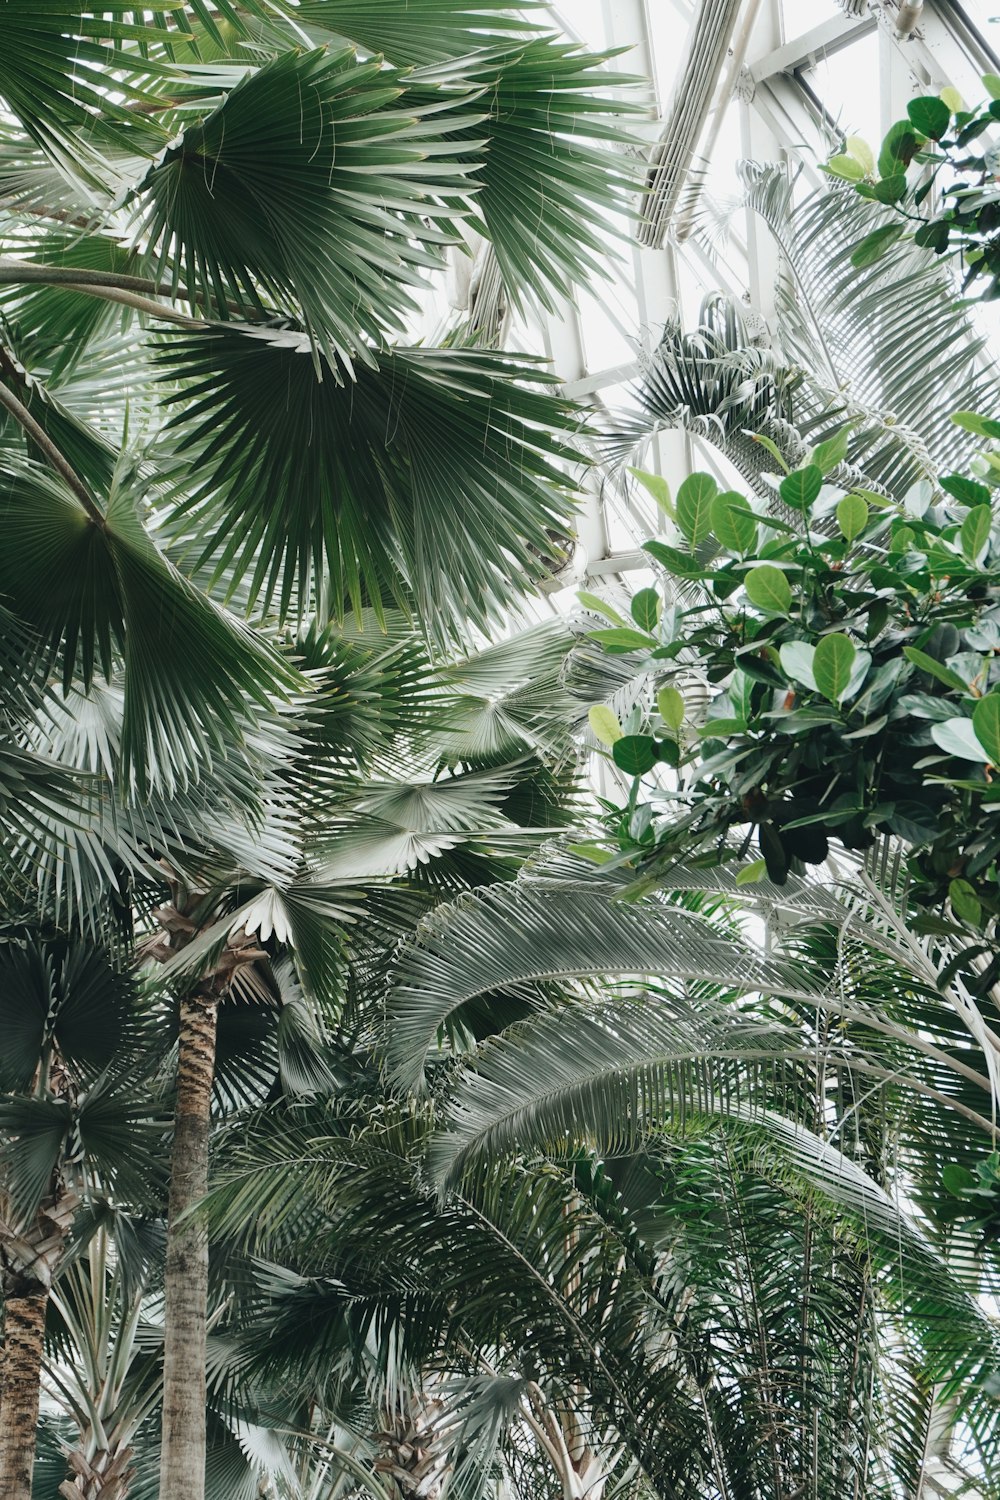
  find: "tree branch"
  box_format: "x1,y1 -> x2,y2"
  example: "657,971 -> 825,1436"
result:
0,258 -> 191,300
0,371 -> 106,528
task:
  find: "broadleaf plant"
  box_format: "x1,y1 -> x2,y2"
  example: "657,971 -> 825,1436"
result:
583,435 -> 1000,932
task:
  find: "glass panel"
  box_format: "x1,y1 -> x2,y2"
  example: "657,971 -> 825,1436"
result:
780,0 -> 842,37
957,1 -> 1000,36
799,29 -> 882,144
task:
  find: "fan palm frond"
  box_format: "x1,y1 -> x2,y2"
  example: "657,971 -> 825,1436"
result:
158,331 -> 581,633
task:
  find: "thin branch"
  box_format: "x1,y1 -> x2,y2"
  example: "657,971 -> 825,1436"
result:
59,282 -> 204,327
0,257 -> 193,301
0,258 -> 242,321
0,372 -> 106,527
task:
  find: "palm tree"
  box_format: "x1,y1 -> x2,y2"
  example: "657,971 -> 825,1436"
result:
0,930 -> 161,1498
0,6 -> 642,1497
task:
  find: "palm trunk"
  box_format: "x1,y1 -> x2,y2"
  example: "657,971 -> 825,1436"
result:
0,1286 -> 48,1499
59,1444 -> 134,1500
159,993 -> 218,1500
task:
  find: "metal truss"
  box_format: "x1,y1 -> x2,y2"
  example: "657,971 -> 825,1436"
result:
525,0 -> 1000,594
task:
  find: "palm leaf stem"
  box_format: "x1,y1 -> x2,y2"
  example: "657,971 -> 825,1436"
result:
451,1187 -> 681,1500
45,283 -> 203,327
270,1429 -> 394,1500
0,258 -> 202,302
0,371 -> 103,525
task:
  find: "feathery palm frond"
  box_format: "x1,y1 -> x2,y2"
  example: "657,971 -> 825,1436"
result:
385,879 -> 819,1091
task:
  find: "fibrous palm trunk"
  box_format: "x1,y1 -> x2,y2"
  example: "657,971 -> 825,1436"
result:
158,992 -> 218,1500
59,1444 -> 134,1500
0,1183 -> 78,1500
0,1286 -> 48,1499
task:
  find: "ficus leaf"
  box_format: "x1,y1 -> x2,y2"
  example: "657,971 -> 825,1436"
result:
826,153 -> 865,182
744,565 -> 793,616
813,634 -> 857,704
961,504 -> 992,561
879,119 -> 920,177
930,717 -> 988,761
851,224 -> 906,268
711,492 -> 758,553
749,432 -> 790,473
577,591 -> 628,626
588,705 -> 623,746
845,135 -> 875,175
758,822 -> 788,884
675,472 -> 718,545
811,428 -> 851,476
837,493 -> 869,542
874,173 -> 907,204
779,641 -> 817,692
779,465 -> 823,509
973,692 -> 1000,765
589,628 -> 656,652
902,647 -> 970,693
949,878 -> 982,926
657,686 -> 685,732
642,540 -> 709,579
630,587 -> 661,633
907,95 -> 951,140
612,735 -> 657,776
628,466 -> 673,516
951,411 -> 1000,440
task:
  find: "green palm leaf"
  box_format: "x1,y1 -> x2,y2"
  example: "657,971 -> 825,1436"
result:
158,331 -> 580,631
0,2 -> 174,188
288,0 -> 542,66
452,40 -> 643,314
0,454 -> 300,792
132,47 -> 478,359
386,882 -> 819,1091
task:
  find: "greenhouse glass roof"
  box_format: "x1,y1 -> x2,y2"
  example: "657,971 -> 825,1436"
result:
507,0 -> 1000,617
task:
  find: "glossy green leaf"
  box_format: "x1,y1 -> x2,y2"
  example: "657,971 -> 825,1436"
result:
826,153 -> 865,182
850,224 -> 906,268
845,136 -> 875,175
710,492 -> 758,553
950,411 -> 1000,440
874,173 -> 907,204
907,95 -> 951,141
961,504 -> 992,561
811,427 -> 852,475
750,432 -> 791,473
657,686 -> 685,732
973,692 -> 1000,764
813,634 -> 857,704
628,466 -> 673,515
577,592 -> 629,626
588,705 -> 623,746
779,465 -> 823,509
630,587 -> 661,633
675,471 -> 718,545
735,859 -> 768,886
589,628 -> 656,652
837,493 -> 869,542
878,119 -> 920,177
949,878 -> 982,926
642,540 -> 708,578
744,565 -> 793,616
930,717 -> 987,762
612,735 -> 657,776
779,641 -> 817,691
902,647 -> 970,693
